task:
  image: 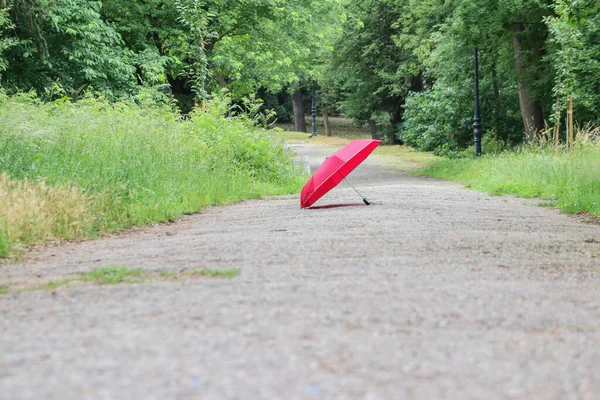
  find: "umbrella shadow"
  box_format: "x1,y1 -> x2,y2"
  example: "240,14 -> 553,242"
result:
307,203 -> 367,210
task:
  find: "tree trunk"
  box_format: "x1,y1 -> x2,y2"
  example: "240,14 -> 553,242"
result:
292,90 -> 307,132
323,103 -> 332,136
368,120 -> 382,140
491,59 -> 502,138
216,75 -> 227,88
513,28 -> 544,141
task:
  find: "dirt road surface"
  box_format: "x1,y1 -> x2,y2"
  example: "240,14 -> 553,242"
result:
1,141 -> 599,399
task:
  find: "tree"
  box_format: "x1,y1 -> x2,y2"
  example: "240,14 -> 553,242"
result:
405,0 -> 553,145
101,0 -> 342,110
545,0 -> 600,128
291,89 -> 307,132
1,0 -> 344,109
0,6 -> 15,76
2,0 -> 137,97
323,0 -> 406,140
503,0 -> 553,140
322,0 -> 453,141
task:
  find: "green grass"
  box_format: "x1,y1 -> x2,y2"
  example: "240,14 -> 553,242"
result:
0,92 -> 306,258
82,266 -> 145,285
376,145 -> 436,167
422,145 -> 600,217
43,279 -> 74,290
0,266 -> 243,294
188,268 -> 241,279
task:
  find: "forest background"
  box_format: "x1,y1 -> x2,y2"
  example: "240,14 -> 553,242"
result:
1,0 -> 599,152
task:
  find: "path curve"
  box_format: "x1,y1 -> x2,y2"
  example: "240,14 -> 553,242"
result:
1,141 -> 600,399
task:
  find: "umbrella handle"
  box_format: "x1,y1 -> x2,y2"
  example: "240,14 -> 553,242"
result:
343,177 -> 372,206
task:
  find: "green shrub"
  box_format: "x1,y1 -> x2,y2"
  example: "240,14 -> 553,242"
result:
434,129 -> 510,158
399,86 -> 471,151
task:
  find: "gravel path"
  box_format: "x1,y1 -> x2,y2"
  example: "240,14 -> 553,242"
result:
1,141 -> 599,399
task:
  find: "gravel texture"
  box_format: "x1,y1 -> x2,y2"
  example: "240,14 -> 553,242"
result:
1,141 -> 600,399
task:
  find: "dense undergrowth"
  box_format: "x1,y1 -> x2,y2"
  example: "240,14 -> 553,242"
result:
423,139 -> 600,218
0,91 -> 305,258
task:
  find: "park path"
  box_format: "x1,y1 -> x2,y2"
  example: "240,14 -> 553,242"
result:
1,140 -> 600,399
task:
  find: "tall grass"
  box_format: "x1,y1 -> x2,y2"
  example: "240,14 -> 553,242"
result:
0,174 -> 105,257
0,92 -> 305,258
422,138 -> 600,217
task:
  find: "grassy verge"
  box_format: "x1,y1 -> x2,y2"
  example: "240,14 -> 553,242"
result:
0,92 -> 306,258
422,145 -> 600,217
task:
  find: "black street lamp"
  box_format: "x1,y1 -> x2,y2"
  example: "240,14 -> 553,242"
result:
473,47 -> 482,157
309,81 -> 317,138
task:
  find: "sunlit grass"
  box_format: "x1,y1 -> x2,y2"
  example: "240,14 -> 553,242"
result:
423,144 -> 600,217
0,173 -> 105,258
375,145 -> 437,168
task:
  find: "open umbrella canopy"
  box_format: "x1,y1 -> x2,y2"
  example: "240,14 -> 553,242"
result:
300,139 -> 381,208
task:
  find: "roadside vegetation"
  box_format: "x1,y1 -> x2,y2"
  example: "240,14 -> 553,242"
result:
0,91 -> 305,259
423,128 -> 600,218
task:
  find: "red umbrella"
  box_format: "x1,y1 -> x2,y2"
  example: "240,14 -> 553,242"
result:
300,139 -> 381,208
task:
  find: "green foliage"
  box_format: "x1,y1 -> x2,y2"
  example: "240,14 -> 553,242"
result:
237,93 -> 277,128
0,223 -> 9,258
189,91 -> 301,184
321,0 -> 600,152
0,0 -> 343,106
47,0 -> 136,96
324,0 -> 417,133
434,129 -> 511,158
397,0 -> 542,151
545,0 -> 600,125
3,0 -> 600,155
173,0 -> 214,100
0,91 -> 305,257
0,7 -> 15,75
400,86 -> 471,151
100,0 -> 343,107
2,0 -> 137,97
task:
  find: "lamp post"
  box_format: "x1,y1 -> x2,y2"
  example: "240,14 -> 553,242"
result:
473,47 -> 482,157
309,81 -> 317,138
